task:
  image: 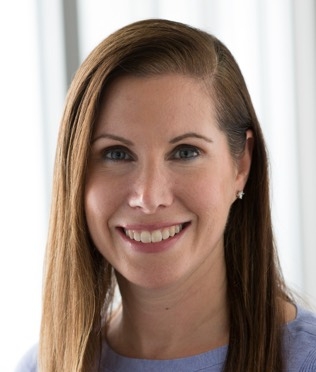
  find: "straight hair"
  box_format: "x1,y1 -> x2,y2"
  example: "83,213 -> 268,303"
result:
39,19 -> 290,371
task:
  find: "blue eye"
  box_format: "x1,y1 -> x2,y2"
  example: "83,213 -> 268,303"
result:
103,147 -> 132,161
173,146 -> 200,160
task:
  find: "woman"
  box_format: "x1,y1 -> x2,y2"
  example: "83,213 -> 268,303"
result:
17,19 -> 316,371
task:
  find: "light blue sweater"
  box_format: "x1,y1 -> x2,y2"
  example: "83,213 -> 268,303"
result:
16,305 -> 316,371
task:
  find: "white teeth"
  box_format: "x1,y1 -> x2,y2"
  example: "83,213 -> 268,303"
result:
162,229 -> 170,240
151,230 -> 162,243
169,226 -> 175,237
140,231 -> 151,243
124,224 -> 183,244
133,231 -> 141,242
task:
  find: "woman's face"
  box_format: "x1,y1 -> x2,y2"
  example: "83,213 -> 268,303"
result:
85,74 -> 250,289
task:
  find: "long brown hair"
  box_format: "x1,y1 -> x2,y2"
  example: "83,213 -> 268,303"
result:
39,19 -> 290,371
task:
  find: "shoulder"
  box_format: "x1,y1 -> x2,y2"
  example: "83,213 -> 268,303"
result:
15,344 -> 38,372
284,305 -> 316,371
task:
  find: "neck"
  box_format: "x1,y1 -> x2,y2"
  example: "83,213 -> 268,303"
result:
106,260 -> 229,359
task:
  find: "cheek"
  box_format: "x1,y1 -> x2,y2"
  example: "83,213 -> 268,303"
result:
85,173 -> 124,213
84,175 -> 123,239
84,178 -> 121,263
84,186 -> 105,250
85,181 -> 107,226
182,172 -> 228,200
178,170 -> 235,218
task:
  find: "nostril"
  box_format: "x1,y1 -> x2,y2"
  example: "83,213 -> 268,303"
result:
128,192 -> 173,213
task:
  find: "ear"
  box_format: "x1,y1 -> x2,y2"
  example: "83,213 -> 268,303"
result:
235,130 -> 254,189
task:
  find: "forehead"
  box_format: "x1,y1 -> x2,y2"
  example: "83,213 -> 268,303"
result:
95,74 -> 217,135
101,74 -> 209,104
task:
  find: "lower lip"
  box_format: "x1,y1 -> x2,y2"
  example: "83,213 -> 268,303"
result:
118,227 -> 186,254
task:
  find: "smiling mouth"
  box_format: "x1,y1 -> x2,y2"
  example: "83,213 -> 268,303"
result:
122,223 -> 188,244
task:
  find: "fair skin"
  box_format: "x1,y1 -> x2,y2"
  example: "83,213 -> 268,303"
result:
85,74 -> 253,359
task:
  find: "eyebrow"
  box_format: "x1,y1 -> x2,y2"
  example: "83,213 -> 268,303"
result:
169,132 -> 213,144
92,132 -> 213,146
92,134 -> 134,146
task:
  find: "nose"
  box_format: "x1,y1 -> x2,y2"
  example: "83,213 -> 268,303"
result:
128,163 -> 173,214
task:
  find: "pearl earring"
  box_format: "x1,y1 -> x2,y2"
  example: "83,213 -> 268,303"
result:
236,191 -> 245,199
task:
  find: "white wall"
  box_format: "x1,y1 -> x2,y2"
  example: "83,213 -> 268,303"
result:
0,1 -> 45,371
0,1 -> 65,371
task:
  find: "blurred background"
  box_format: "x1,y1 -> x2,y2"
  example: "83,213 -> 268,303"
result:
0,0 -> 315,370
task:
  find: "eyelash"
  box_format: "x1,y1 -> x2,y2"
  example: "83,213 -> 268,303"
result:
101,144 -> 201,162
102,146 -> 133,161
171,145 -> 201,160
